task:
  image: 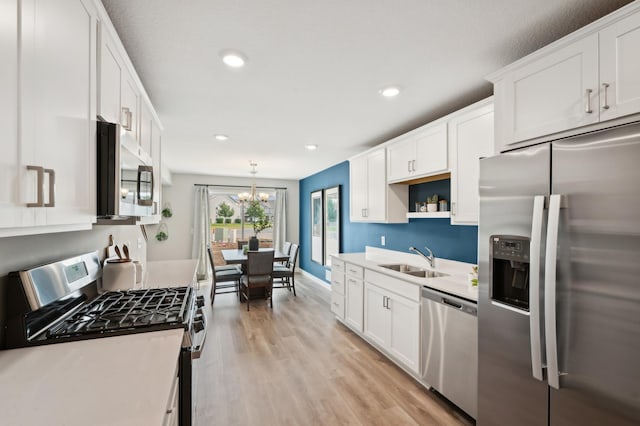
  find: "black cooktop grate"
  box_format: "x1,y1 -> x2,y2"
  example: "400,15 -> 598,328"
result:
47,287 -> 191,339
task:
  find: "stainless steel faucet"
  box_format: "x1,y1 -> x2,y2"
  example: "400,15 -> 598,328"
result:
409,246 -> 435,268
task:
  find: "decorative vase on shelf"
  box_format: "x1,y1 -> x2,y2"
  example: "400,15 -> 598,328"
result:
426,194 -> 439,212
249,236 -> 259,251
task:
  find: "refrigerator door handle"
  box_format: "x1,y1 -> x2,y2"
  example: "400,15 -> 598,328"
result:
529,195 -> 545,381
545,194 -> 562,389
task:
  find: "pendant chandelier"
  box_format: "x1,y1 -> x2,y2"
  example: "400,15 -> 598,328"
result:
238,161 -> 269,203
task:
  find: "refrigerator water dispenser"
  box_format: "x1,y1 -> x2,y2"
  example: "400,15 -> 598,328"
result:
490,235 -> 530,311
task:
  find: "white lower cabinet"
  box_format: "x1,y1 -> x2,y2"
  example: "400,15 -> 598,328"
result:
345,275 -> 364,332
163,366 -> 179,426
330,258 -> 345,320
364,282 -> 420,374
332,260 -> 421,375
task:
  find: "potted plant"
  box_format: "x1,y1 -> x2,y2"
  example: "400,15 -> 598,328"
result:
426,194 -> 439,212
161,205 -> 173,218
155,223 -> 169,241
246,200 -> 272,249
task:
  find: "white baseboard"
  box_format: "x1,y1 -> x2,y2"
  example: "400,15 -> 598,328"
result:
299,269 -> 331,292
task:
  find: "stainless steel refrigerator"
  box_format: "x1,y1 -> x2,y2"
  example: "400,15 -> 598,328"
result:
477,122 -> 640,425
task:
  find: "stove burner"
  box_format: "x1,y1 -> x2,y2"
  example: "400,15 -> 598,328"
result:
47,287 -> 191,339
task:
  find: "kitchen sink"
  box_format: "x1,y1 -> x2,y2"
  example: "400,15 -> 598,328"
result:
379,264 -> 449,279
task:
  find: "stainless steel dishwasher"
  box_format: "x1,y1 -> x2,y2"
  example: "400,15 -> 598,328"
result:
421,287 -> 478,419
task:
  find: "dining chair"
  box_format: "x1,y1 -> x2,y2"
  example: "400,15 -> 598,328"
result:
207,246 -> 242,304
240,250 -> 275,311
237,240 -> 248,249
272,243 -> 299,296
278,241 -> 292,265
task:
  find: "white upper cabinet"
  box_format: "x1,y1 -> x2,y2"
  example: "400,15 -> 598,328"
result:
120,70 -> 140,146
449,99 -> 494,225
599,11 -> 640,121
140,101 -> 153,159
97,24 -> 122,125
1,0 -> 97,237
350,148 -> 407,223
0,0 -> 25,230
490,3 -> 640,151
387,122 -> 448,183
497,34 -> 599,146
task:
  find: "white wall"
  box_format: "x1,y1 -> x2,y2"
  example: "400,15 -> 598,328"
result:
146,173 -> 299,261
0,225 -> 146,342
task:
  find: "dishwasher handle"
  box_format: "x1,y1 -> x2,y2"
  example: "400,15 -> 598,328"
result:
422,287 -> 477,316
442,298 -> 463,309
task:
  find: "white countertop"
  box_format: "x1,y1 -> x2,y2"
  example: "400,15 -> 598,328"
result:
0,329 -> 184,426
334,247 -> 478,302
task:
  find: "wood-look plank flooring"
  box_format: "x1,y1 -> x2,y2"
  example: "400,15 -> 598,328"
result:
194,273 -> 474,426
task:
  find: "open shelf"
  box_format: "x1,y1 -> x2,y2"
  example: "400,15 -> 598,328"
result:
406,211 -> 451,219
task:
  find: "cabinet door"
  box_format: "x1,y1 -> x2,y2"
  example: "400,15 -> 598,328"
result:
387,136 -> 415,182
151,119 -> 162,217
503,33 -> 599,145
331,290 -> 345,320
600,11 -> 640,122
139,101 -> 153,158
121,70 -> 140,144
22,0 -> 96,228
365,149 -> 387,221
97,23 -> 122,124
388,294 -> 420,374
349,156 -> 368,221
345,277 -> 364,332
449,102 -> 494,225
414,122 -> 448,177
0,0 -> 32,230
364,284 -> 390,347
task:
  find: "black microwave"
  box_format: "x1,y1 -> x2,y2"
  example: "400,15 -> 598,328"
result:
96,121 -> 155,222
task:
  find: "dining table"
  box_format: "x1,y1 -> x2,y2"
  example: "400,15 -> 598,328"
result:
221,248 -> 289,266
221,248 -> 289,300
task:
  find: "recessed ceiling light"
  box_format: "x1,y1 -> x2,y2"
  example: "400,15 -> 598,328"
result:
221,50 -> 247,68
305,144 -> 318,151
379,86 -> 401,98
214,134 -> 229,141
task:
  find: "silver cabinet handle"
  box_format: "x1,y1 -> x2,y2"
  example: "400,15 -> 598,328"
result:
412,159 -> 416,172
407,160 -> 411,173
585,89 -> 593,114
544,194 -> 562,389
44,168 -> 55,207
122,107 -> 132,131
602,82 -> 610,110
529,195 -> 545,381
451,201 -> 456,216
26,165 -> 44,207
382,296 -> 387,309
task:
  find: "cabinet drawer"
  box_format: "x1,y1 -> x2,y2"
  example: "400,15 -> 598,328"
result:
331,291 -> 345,319
365,270 -> 420,302
332,273 -> 345,295
332,258 -> 345,274
345,263 -> 364,279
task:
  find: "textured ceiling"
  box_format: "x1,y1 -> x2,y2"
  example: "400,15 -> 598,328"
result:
101,0 -> 633,180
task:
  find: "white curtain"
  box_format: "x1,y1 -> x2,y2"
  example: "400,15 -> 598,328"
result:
191,186 -> 211,281
273,189 -> 287,252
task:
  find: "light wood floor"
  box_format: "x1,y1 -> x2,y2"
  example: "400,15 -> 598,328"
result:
193,273 -> 473,426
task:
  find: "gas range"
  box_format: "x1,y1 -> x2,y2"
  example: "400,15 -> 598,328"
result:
2,251 -> 205,425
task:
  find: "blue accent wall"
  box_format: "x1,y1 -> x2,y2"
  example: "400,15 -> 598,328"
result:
299,161 -> 478,282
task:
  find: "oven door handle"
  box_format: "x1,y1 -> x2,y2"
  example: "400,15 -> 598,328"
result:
190,313 -> 207,360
